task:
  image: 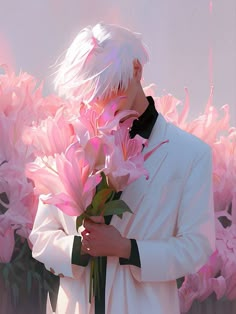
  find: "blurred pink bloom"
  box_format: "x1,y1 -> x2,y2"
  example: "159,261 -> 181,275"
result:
184,104 -> 229,146
212,136 -> 236,212
143,84 -> 157,98
23,108 -> 75,157
35,94 -> 65,120
147,85 -> 230,147
0,65 -> 64,125
178,274 -> 201,313
179,250 -> 226,312
0,162 -> 36,239
0,67 -> 47,257
215,212 -> 236,300
0,114 -> 35,166
225,272 -> 236,300
0,66 -> 40,121
155,93 -> 183,123
144,84 -> 190,128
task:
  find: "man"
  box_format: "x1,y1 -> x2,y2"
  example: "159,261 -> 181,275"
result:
29,23 -> 215,313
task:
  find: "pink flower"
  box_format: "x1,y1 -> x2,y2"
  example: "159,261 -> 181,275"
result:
214,211 -> 236,300
104,123 -> 149,192
82,137 -> 111,172
96,97 -> 138,134
155,93 -> 183,124
71,97 -> 138,146
0,66 -> 40,125
34,94 -> 65,121
212,135 -> 236,212
178,250 -> 226,312
225,272 -> 236,300
0,114 -> 35,167
184,104 -> 229,146
28,141 -> 102,217
0,65 -> 63,120
178,275 -> 200,313
143,84 -> 157,98
0,162 -> 36,239
196,251 -> 226,302
23,108 -> 75,157
26,156 -> 63,196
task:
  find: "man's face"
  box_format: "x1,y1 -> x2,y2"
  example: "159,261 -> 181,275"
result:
116,77 -> 139,112
99,76 -> 139,114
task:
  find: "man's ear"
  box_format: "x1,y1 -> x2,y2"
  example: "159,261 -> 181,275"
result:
133,59 -> 142,81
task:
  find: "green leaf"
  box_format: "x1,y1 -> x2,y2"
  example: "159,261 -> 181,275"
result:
92,188 -> 113,211
76,214 -> 85,231
106,190 -> 116,203
96,172 -> 108,192
103,200 -> 133,216
85,205 -> 98,216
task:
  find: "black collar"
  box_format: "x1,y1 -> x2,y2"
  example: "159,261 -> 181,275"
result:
129,96 -> 158,139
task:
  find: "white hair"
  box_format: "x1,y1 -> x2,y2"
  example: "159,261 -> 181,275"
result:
54,23 -> 149,102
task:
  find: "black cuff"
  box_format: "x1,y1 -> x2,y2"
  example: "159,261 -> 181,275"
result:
119,239 -> 141,267
71,236 -> 90,267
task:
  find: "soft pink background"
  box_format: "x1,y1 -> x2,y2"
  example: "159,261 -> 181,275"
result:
0,0 -> 235,121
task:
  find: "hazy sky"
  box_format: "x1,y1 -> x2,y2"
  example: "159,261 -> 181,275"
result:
0,0 -> 235,120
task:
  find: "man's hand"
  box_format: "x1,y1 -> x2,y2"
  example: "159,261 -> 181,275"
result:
81,216 -> 131,259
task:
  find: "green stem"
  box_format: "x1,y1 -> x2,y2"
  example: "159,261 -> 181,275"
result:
89,257 -> 101,303
89,259 -> 94,303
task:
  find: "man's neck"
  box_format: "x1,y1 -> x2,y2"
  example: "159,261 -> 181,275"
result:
132,84 -> 149,117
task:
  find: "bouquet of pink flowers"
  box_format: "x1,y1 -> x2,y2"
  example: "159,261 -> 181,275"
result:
26,96 -> 166,301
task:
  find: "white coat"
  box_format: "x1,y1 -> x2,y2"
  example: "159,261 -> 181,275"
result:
29,113 -> 215,314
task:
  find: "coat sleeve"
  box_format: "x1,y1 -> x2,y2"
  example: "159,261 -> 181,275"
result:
29,198 -> 88,279
130,147 -> 216,282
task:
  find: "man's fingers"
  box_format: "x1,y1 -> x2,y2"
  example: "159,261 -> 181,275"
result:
83,217 -> 105,231
83,219 -> 93,231
81,229 -> 90,237
89,216 -> 105,224
82,239 -> 89,247
82,231 -> 95,242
